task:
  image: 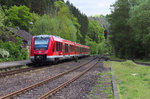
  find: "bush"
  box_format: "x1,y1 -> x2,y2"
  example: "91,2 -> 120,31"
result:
0,37 -> 28,61
0,48 -> 10,58
21,48 -> 28,60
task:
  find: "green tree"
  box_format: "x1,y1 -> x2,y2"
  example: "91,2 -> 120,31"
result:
6,5 -> 32,30
31,0 -> 79,42
0,5 -> 7,27
87,20 -> 104,43
89,15 -> 110,30
128,0 -> 150,58
66,1 -> 89,44
108,0 -> 131,58
85,20 -> 105,55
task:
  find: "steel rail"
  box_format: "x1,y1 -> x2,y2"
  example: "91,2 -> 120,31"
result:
38,60 -> 99,99
0,67 -> 37,78
0,59 -> 77,78
0,58 -> 96,99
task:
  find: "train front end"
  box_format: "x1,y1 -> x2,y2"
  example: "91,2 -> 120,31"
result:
30,35 -> 52,63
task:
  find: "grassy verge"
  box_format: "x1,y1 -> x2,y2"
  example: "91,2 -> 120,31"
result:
108,56 -> 125,61
112,60 -> 150,99
135,59 -> 150,64
108,55 -> 150,64
87,61 -> 113,99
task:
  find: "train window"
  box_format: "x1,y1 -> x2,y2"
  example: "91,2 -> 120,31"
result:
76,46 -> 79,52
80,47 -> 82,53
58,42 -> 62,51
70,45 -> 72,52
59,42 -> 60,51
60,43 -> 62,51
70,45 -> 74,52
65,44 -> 68,53
52,42 -> 55,52
56,42 -> 59,51
67,44 -> 68,52
80,47 -> 81,53
34,37 -> 50,50
79,47 -> 80,53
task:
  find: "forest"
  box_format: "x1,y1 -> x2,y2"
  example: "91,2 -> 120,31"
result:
0,0 -> 107,61
108,0 -> 150,59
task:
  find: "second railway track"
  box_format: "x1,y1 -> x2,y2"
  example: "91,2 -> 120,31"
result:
0,58 -> 82,78
0,66 -> 39,78
0,57 -> 98,99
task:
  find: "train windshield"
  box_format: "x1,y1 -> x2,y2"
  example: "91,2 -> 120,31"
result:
34,37 -> 50,50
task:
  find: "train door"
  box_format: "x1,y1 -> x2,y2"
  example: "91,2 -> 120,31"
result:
68,44 -> 70,56
56,41 -> 59,56
65,44 -> 69,56
58,42 -> 63,56
63,43 -> 65,56
52,41 -> 55,55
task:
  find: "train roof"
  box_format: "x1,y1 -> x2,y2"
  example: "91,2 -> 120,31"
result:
34,35 -> 51,38
34,35 -> 89,48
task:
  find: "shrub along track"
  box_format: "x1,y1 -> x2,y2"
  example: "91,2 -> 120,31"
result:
0,57 -> 98,99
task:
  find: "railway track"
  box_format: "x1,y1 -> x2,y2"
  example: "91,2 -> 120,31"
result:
0,57 -> 98,99
0,66 -> 39,78
0,59 -> 79,78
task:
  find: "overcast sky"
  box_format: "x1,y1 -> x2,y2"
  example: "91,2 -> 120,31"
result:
64,0 -> 117,16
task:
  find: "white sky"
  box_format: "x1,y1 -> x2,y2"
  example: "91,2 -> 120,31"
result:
64,0 -> 117,16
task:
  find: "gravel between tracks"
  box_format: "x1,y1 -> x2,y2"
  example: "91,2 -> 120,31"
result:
49,59 -> 106,99
0,57 -> 92,97
14,60 -> 97,99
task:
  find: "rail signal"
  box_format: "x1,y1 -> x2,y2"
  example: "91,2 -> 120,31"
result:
104,30 -> 108,39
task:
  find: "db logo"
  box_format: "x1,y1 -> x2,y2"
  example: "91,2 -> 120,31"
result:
39,51 -> 42,54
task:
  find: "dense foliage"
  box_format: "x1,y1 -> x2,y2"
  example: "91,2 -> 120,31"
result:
66,1 -> 89,44
5,5 -> 32,30
0,6 -> 7,27
31,1 -> 79,42
108,0 -> 150,59
0,0 -> 59,15
89,15 -> 110,31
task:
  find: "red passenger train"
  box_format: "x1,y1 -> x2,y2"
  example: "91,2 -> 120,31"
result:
30,35 -> 90,63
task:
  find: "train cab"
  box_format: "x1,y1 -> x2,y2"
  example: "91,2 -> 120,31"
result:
30,35 -> 52,62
